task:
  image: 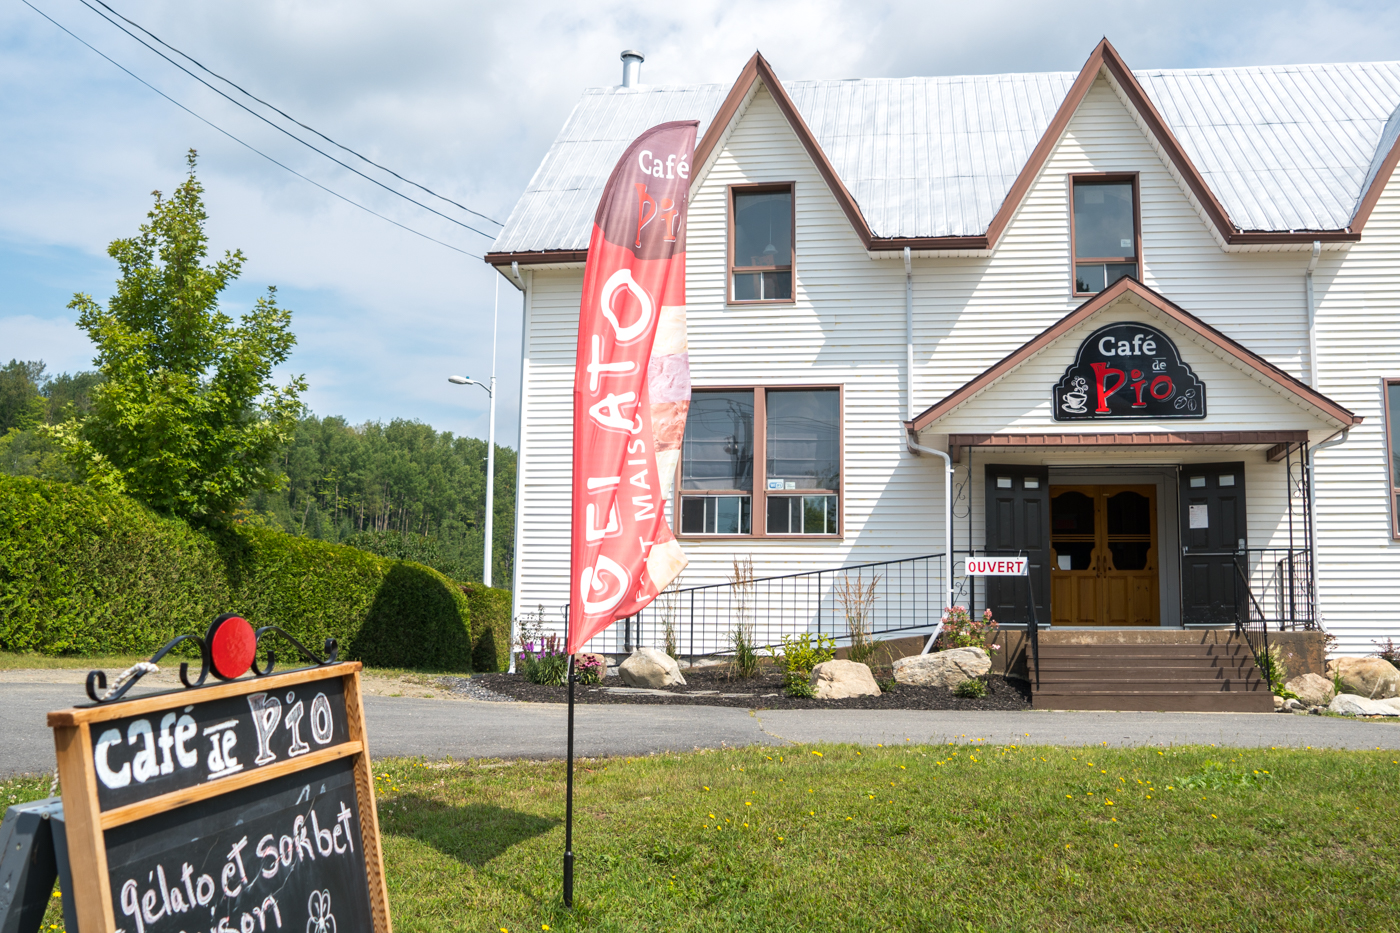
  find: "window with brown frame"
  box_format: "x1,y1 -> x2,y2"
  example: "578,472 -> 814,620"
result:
1386,378 -> 1400,538
729,184 -> 794,302
677,386 -> 841,537
1071,174 -> 1141,295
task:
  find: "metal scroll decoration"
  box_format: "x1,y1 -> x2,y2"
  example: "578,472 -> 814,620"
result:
1052,322 -> 1206,421
85,613 -> 338,704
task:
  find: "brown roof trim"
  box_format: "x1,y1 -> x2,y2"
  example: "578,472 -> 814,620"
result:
1349,121 -> 1400,232
943,430 -> 1311,463
693,53 -> 761,181
485,250 -> 588,265
907,276 -> 1361,431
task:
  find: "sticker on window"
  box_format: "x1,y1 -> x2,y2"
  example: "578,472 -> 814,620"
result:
1120,238 -> 1132,249
1189,504 -> 1209,529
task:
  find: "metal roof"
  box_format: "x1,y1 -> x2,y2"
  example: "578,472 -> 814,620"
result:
492,61 -> 1400,253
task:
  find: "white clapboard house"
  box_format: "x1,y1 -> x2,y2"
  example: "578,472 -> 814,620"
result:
486,42 -> 1400,708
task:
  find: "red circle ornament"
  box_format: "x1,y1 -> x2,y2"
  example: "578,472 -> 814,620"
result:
210,615 -> 256,679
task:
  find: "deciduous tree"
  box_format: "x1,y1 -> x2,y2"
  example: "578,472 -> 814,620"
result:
50,151 -> 304,521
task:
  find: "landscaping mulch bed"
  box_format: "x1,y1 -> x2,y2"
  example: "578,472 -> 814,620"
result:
457,666 -> 1030,710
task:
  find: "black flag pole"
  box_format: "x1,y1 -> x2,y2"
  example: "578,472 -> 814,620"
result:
564,650 -> 576,907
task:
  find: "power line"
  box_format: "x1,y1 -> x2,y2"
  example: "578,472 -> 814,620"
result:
85,0 -> 502,228
73,0 -> 501,240
21,0 -> 482,259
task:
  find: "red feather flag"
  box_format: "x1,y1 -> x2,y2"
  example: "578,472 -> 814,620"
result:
567,121 -> 698,655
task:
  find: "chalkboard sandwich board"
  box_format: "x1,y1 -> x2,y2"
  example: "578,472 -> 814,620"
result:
47,616 -> 391,933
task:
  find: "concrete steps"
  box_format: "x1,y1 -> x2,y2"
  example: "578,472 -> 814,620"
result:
1030,634 -> 1274,712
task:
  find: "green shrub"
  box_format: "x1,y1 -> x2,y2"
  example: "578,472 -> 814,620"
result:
461,583 -> 512,672
954,678 -> 988,699
0,476 -> 472,670
784,671 -> 815,698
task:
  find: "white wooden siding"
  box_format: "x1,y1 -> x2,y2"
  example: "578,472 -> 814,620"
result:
510,75 -> 1400,654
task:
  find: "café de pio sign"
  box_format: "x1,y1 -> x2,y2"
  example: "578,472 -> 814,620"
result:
1052,322 -> 1206,421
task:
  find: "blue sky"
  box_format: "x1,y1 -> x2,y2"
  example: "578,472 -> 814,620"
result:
4,0 -> 1400,447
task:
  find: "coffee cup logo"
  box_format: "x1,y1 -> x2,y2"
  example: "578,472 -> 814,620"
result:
1060,376 -> 1089,413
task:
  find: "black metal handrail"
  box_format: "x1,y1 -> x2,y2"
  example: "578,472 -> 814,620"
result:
1214,547 -> 1315,691
579,553 -> 947,660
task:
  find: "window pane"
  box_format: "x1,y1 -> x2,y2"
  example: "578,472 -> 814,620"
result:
1074,181 -> 1135,258
682,391 -> 754,491
766,495 -> 792,533
1075,263 -> 1105,294
1106,262 -> 1137,287
762,271 -> 792,300
680,496 -> 706,534
716,496 -> 741,534
733,272 -> 760,301
734,190 -> 792,267
1389,382 -> 1400,488
766,389 -> 840,490
803,496 -> 826,535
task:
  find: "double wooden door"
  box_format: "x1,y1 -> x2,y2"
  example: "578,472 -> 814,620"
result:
1049,484 -> 1159,626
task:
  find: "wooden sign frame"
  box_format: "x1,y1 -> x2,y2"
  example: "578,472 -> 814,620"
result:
48,661 -> 391,933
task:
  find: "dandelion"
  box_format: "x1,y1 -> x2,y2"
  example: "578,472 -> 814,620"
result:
543,926 -> 550,931
1211,814 -> 1217,819
745,802 -> 751,806
812,751 -> 823,757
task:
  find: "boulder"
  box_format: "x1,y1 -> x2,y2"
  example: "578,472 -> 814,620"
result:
619,647 -> 687,688
1327,657 -> 1400,699
809,660 -> 881,699
1328,693 -> 1400,716
1285,672 -> 1335,708
1284,698 -> 1305,711
893,647 -> 991,689
1272,694 -> 1285,710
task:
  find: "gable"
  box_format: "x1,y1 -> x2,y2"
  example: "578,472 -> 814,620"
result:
910,279 -> 1359,436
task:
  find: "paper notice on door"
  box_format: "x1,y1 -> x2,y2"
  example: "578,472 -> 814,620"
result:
1189,504 -> 1209,529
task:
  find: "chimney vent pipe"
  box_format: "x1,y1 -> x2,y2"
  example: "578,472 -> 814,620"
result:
620,50 -> 644,87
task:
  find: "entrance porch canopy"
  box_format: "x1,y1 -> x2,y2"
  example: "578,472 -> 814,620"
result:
906,277 -> 1360,453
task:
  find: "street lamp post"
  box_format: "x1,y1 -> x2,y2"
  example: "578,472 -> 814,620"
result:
448,373 -> 495,586
449,278 -> 501,589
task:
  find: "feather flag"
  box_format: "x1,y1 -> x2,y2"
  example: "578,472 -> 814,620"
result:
567,121 -> 697,654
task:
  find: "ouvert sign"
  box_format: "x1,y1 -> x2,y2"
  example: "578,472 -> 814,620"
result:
1052,322 -> 1206,421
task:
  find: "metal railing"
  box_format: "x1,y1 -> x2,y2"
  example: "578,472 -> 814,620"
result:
578,553 -> 947,660
1231,547 -> 1316,689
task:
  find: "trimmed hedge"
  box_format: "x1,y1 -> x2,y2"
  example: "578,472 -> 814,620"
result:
461,583 -> 512,672
0,476 -> 472,670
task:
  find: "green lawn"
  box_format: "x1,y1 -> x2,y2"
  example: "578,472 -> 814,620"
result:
7,743 -> 1397,932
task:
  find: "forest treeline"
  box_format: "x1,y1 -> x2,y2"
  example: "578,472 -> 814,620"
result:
0,359 -> 515,587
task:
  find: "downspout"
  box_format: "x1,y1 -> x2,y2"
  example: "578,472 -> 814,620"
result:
1305,241 -> 1321,386
906,431 -> 954,653
1307,426 -> 1350,630
904,247 -> 914,420
505,262 -> 528,671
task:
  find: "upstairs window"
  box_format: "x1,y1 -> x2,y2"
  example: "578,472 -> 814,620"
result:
678,386 -> 842,537
730,184 -> 793,302
1071,175 -> 1140,295
1387,378 -> 1400,538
